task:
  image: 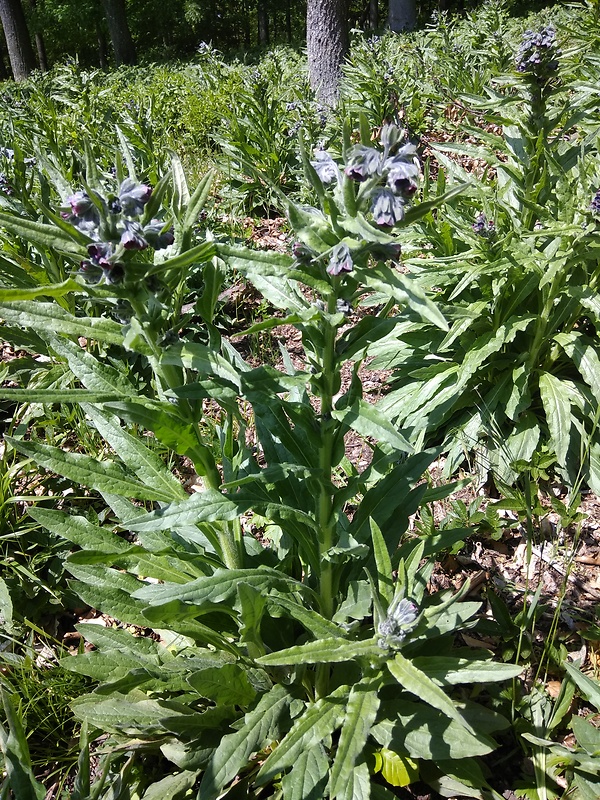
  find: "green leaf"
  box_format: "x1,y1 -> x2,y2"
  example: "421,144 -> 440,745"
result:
357,263 -> 448,330
140,771 -> 199,800
198,684 -> 291,800
370,519 -> 393,604
267,595 -> 345,640
83,405 -> 187,501
134,567 -> 308,609
281,744 -> 329,800
6,436 -> 174,502
0,278 -> 81,301
256,637 -> 381,666
187,663 -> 256,705
564,662 -> 600,712
332,399 -> 413,455
47,333 -> 138,396
0,302 -> 148,352
411,656 -> 522,685
29,507 -> 130,552
125,490 -> 240,532
387,652 -> 474,733
329,681 -> 380,798
0,209 -> 86,252
371,700 -> 499,760
539,372 -> 572,468
339,760 -> 371,800
0,689 -> 46,800
0,577 -> 13,632
374,749 -> 419,787
555,332 -> 600,397
256,685 -> 349,785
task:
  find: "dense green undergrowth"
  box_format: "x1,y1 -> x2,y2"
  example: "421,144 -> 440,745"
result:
1,3 -> 600,799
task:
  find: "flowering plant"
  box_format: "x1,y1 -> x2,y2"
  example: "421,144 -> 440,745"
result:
0,126 -> 521,798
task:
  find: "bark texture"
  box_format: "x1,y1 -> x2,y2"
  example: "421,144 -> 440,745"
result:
0,0 -> 36,80
307,0 -> 348,107
100,0 -> 136,66
388,0 -> 416,32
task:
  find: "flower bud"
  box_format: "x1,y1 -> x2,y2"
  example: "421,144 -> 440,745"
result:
370,188 -> 405,228
311,151 -> 339,184
120,220 -> 148,250
327,243 -> 353,276
143,220 -> 175,249
344,145 -> 381,181
119,178 -> 152,216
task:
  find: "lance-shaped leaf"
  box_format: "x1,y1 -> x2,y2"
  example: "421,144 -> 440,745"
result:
0,689 -> 46,800
0,302 -> 150,353
355,263 -> 448,330
6,436 -> 175,502
83,405 -> 187,502
0,278 -> 81,301
198,684 -> 291,800
332,399 -> 413,456
125,489 -> 240,532
329,681 -> 380,799
29,507 -> 130,553
134,567 -> 309,608
538,372 -> 572,468
0,209 -> 88,251
281,744 -> 329,800
256,637 -> 381,666
555,332 -> 600,397
256,685 -> 350,785
387,652 -> 475,734
47,333 -> 138,396
411,656 -> 522,685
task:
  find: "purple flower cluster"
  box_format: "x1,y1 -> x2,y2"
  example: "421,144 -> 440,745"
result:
343,126 -> 419,229
377,597 -> 418,650
515,26 -> 561,82
590,190 -> 600,217
63,179 -> 174,285
472,212 -> 496,240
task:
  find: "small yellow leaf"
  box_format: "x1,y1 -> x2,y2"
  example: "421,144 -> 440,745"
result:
378,748 -> 419,787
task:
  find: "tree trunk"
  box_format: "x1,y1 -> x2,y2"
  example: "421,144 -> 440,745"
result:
388,0 -> 416,32
258,0 -> 269,46
100,0 -> 136,66
369,0 -> 378,29
0,0 -> 36,80
26,0 -> 46,71
307,0 -> 348,107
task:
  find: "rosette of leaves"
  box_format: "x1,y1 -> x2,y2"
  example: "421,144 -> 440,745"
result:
0,123 -> 522,799
370,25 -> 600,492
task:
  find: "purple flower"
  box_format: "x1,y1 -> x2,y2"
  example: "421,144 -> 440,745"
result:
344,145 -> 381,181
378,598 -> 418,649
119,178 -> 152,216
327,243 -> 353,276
311,151 -> 339,184
120,220 -> 148,250
590,190 -> 600,216
143,220 -> 175,249
370,188 -> 405,228
472,212 -> 496,239
292,241 -> 314,262
515,25 -> 561,80
67,191 -> 94,216
87,241 -> 114,267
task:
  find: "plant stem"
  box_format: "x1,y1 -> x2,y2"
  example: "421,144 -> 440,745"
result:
315,285 -> 340,699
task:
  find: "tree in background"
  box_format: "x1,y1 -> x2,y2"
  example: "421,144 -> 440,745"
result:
307,0 -> 348,105
389,0 -> 416,32
100,0 -> 136,65
0,0 -> 37,79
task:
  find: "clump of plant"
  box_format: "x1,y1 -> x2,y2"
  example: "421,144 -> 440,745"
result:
0,121 -> 524,798
371,19 -> 600,495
